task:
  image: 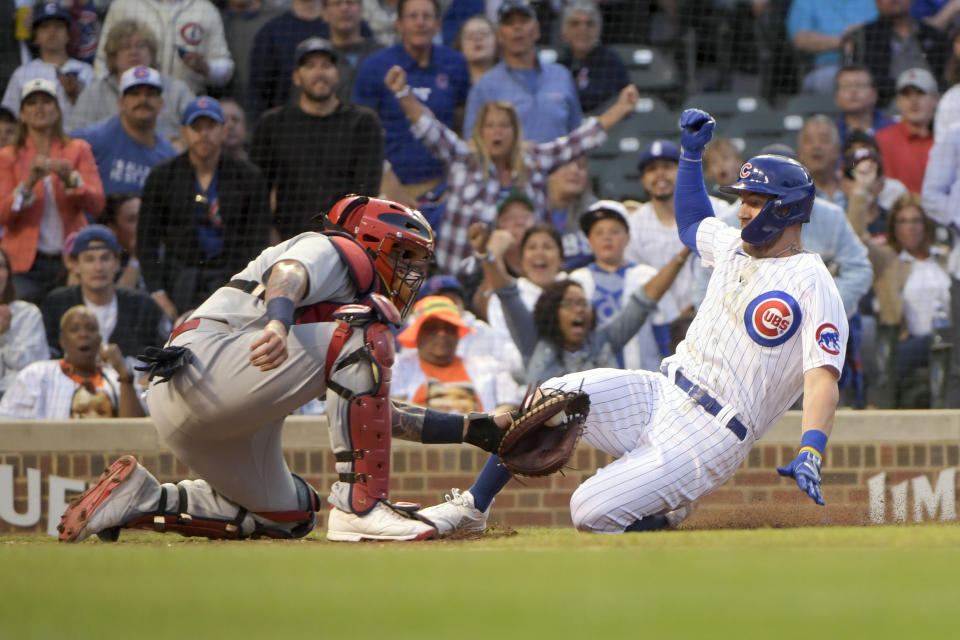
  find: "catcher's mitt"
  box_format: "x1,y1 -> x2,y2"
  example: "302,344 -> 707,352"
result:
498,388 -> 589,477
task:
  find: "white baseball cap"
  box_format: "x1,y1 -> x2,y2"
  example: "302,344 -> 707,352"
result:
120,65 -> 163,94
20,77 -> 58,101
896,68 -> 938,95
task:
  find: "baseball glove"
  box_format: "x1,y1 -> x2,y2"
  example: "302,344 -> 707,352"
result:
497,388 -> 590,477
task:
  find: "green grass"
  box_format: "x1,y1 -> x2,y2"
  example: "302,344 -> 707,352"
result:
2,525 -> 959,639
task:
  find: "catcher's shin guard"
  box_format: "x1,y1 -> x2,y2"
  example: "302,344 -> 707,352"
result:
327,319 -> 395,515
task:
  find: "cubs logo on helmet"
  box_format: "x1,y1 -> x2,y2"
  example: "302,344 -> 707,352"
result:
816,323 -> 842,355
739,162 -> 753,179
744,291 -> 802,347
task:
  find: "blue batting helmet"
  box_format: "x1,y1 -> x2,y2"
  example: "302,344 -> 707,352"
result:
719,154 -> 815,245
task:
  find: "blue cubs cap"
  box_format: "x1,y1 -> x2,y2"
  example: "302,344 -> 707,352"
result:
498,0 -> 536,22
182,96 -> 224,125
32,2 -> 69,28
417,275 -> 465,302
120,65 -> 162,94
72,225 -> 121,255
637,139 -> 680,173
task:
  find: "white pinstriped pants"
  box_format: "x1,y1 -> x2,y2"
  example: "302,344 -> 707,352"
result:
542,369 -> 757,533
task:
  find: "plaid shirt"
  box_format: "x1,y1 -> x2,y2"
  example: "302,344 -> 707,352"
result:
410,111 -> 606,273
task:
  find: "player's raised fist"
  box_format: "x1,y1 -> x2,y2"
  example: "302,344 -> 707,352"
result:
384,66 -> 408,94
679,108 -> 716,160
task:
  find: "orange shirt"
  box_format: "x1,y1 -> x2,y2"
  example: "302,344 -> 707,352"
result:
411,356 -> 484,413
875,121 -> 933,194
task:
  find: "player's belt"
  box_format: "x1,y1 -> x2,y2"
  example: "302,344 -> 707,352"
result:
672,371 -> 748,442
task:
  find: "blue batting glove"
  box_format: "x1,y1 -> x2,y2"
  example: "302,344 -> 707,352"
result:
679,108 -> 716,160
777,450 -> 825,506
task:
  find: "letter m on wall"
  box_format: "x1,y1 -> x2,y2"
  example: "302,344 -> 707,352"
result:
912,469 -> 957,522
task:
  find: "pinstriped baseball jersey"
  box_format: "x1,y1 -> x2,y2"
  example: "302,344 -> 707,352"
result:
662,217 -> 848,439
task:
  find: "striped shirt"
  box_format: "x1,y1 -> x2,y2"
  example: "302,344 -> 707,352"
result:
410,111 -> 606,273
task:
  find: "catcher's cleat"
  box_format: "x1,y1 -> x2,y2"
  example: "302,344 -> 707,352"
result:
57,455 -> 156,543
326,502 -> 436,542
417,488 -> 490,537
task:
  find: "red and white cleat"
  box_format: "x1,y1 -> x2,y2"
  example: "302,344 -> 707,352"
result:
57,455 -> 152,543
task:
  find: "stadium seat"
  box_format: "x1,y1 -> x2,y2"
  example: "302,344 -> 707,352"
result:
682,93 -> 774,121
782,93 -> 840,119
609,44 -> 683,99
592,155 -> 645,201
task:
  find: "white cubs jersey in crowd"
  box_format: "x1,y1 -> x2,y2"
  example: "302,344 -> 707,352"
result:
661,217 -> 848,439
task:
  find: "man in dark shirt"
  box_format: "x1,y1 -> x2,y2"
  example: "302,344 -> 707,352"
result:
557,1 -> 629,114
250,37 -> 384,240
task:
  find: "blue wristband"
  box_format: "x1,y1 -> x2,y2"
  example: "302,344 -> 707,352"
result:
799,429 -> 829,458
266,297 -> 295,332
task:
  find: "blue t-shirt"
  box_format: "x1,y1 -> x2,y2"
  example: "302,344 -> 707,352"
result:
72,116 -> 177,194
352,43 -> 470,184
463,60 -> 582,143
588,262 -> 632,367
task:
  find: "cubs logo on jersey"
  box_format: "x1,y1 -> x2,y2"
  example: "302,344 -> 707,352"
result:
815,323 -> 841,355
744,291 -> 802,347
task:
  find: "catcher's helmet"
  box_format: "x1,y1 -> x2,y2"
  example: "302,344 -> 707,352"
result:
322,195 -> 434,318
719,154 -> 815,246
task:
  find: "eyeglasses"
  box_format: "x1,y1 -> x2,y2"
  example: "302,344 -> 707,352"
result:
559,299 -> 589,310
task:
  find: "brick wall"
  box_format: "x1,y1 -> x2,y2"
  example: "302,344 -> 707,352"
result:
3,413 -> 960,536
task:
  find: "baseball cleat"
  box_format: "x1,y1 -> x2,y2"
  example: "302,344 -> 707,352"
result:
57,455 -> 156,543
664,503 -> 694,529
326,502 -> 436,542
417,488 -> 490,537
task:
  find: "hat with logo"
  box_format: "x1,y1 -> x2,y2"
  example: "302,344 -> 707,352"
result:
397,296 -> 475,347
294,37 -> 338,66
32,2 -> 69,29
497,0 -> 536,23
637,139 -> 680,172
71,225 -> 121,256
120,65 -> 163,94
20,77 -> 58,101
579,199 -> 630,235
182,96 -> 224,125
896,68 -> 938,94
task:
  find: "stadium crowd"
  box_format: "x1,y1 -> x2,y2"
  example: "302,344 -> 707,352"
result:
0,0 -> 958,420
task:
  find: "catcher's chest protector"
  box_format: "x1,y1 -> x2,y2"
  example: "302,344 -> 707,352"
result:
296,233 -> 380,325
331,319 -> 395,514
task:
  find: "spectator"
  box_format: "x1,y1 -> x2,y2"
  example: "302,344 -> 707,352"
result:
451,14 -> 497,85
842,129 -> 909,211
0,246 -> 51,399
934,25 -> 960,136
570,200 -> 683,373
859,193 -> 951,407
475,217 -> 688,384
0,305 -> 145,419
220,0 -> 283,108
392,295 -> 522,412
702,136 -> 742,203
219,96 -> 249,160
323,0 -> 382,102
386,64 -> 637,272
843,0 -> 951,105
833,64 -> 895,142
41,225 -> 167,374
840,146 -> 892,238
547,155 -> 596,270
458,189 -> 534,320
415,273 -> 524,382
247,0 -> 334,123
0,78 -> 105,303
99,191 -> 144,290
921,119 -> 960,407
140,96 -> 271,318
440,0 -> 484,46
96,0 -> 234,95
625,140 -> 725,342
72,66 -> 179,194
463,0 -> 582,143
786,0 -> 877,94
797,115 -> 845,208
68,19 -> 197,142
557,1 -> 629,114
1,2 -> 96,124
251,37 -> 383,239
0,107 -> 16,148
875,67 -> 938,194
362,0 -> 399,47
352,0 -> 470,222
